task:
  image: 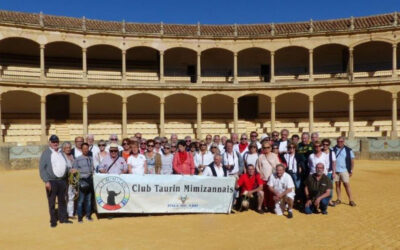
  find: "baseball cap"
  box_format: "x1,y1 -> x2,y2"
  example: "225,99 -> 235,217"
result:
260,134 -> 269,142
49,135 -> 59,142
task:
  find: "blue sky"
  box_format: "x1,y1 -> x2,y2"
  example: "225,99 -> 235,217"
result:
1,0 -> 399,24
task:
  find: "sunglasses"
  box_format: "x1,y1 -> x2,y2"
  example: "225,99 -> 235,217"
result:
323,143 -> 330,146
147,144 -> 154,147
186,140 -> 191,142
251,135 -> 257,137
98,144 -> 106,147
110,138 -> 117,141
241,138 -> 247,140
272,147 -> 279,150
288,146 -> 295,149
109,150 -> 118,153
262,146 -> 271,149
122,143 -> 129,146
171,146 -> 177,148
155,142 -> 161,144
314,145 -> 321,148
164,147 -> 170,150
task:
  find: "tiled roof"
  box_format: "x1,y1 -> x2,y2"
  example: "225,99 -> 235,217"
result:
0,10 -> 398,38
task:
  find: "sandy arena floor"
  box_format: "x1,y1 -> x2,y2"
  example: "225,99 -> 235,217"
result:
0,160 -> 399,249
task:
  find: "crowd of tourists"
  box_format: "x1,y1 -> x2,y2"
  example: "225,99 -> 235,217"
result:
39,130 -> 356,228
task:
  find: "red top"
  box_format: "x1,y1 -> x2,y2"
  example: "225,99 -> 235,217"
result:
237,173 -> 264,194
122,151 -> 131,161
172,151 -> 195,175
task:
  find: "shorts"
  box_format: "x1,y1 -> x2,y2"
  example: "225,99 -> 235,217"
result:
334,171 -> 350,183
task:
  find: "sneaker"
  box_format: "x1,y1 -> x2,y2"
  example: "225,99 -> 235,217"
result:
60,220 -> 73,224
256,209 -> 264,214
288,211 -> 293,219
349,201 -> 357,207
78,217 -> 83,223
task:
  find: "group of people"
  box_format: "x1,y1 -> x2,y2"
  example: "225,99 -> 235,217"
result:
39,130 -> 356,228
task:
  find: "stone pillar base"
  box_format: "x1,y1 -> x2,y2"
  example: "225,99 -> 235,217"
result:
391,130 -> 398,139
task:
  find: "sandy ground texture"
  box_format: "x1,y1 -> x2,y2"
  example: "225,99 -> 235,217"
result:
0,160 -> 399,250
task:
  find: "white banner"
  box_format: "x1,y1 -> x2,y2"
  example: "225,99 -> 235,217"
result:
93,174 -> 236,214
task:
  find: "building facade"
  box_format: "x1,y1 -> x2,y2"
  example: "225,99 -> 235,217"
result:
0,10 -> 399,144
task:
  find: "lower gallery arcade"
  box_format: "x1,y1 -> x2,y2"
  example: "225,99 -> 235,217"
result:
0,86 -> 399,145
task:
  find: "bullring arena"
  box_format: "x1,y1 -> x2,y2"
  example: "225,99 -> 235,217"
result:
0,10 -> 400,249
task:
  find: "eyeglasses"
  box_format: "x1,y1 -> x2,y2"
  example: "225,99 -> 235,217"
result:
109,150 -> 118,153
337,140 -> 344,143
323,143 -> 330,146
314,145 -> 321,148
241,138 -> 247,140
251,135 -> 257,138
262,146 -> 271,149
155,142 -> 161,145
147,144 -> 154,147
164,147 -> 170,150
51,141 -> 59,144
122,143 -> 129,146
186,140 -> 191,142
272,147 -> 279,150
288,146 -> 295,149
110,138 -> 117,141
98,144 -> 106,147
272,134 -> 279,137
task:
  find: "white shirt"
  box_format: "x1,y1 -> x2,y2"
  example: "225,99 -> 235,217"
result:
278,140 -> 288,154
250,141 -> 262,150
50,147 -> 67,178
161,153 -> 174,175
218,144 -> 225,155
267,172 -> 295,199
244,152 -> 258,167
203,164 -> 225,177
73,147 -> 82,158
89,144 -> 100,166
222,151 -> 239,175
323,150 -> 337,173
308,152 -> 330,175
283,153 -> 297,173
127,154 -> 147,175
194,151 -> 214,168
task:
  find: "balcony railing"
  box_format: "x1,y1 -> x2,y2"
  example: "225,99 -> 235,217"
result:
0,64 -> 398,84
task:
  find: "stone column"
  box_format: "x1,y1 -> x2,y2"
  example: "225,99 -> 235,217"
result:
391,93 -> 398,139
271,96 -> 276,132
122,97 -> 127,138
159,98 -> 165,137
309,49 -> 314,82
159,51 -> 165,83
197,52 -> 202,83
40,44 -> 45,79
309,96 -> 314,133
233,52 -> 238,84
233,98 -> 238,134
82,48 -> 87,79
393,44 -> 398,78
348,94 -> 355,139
82,97 -> 88,136
348,48 -> 354,81
270,52 -> 275,83
197,98 -> 202,139
122,50 -> 127,81
40,96 -> 47,144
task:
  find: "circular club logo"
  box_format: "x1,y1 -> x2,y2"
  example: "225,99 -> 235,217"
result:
95,176 -> 130,211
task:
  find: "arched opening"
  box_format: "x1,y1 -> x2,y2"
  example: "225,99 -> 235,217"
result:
202,94 -> 233,119
275,46 -> 309,80
201,48 -> 233,83
88,93 -> 122,140
313,44 -> 349,79
164,47 -> 197,83
45,42 -> 82,79
354,41 -> 392,76
2,91 -> 41,143
0,37 -> 40,79
165,94 -> 197,138
238,48 -> 270,82
126,46 -> 159,81
127,93 -> 160,138
238,94 -> 270,120
87,45 -> 122,80
276,93 -> 308,119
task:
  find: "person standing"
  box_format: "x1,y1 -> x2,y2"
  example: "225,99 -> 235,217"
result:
121,138 -> 132,161
72,143 -> 94,223
277,129 -> 290,154
194,141 -> 213,174
257,141 -> 280,211
98,143 -> 128,174
202,154 -> 227,177
173,140 -> 195,175
61,141 -> 76,219
71,136 -> 84,159
86,134 -> 99,161
127,142 -> 147,175
94,140 -> 109,172
160,143 -> 174,175
243,142 -> 259,169
222,140 -> 244,177
234,133 -> 249,158
332,136 -> 356,207
39,135 -> 72,227
144,139 -> 162,174
308,141 -> 330,175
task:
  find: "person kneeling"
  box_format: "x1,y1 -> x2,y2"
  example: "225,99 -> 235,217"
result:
268,164 -> 295,218
304,163 -> 332,215
235,164 -> 264,214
